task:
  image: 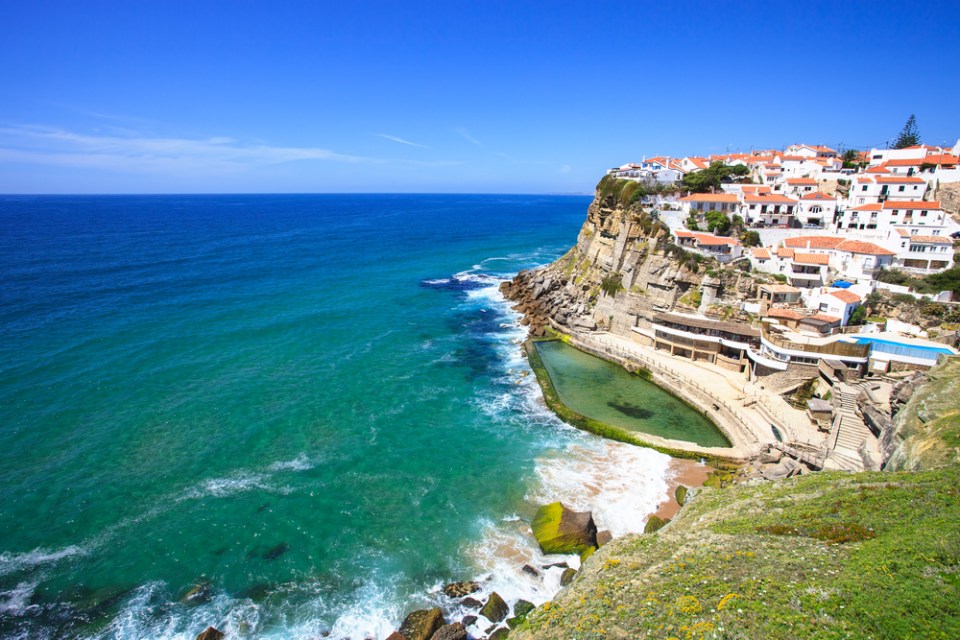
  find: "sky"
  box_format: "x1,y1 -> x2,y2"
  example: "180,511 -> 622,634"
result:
0,0 -> 958,194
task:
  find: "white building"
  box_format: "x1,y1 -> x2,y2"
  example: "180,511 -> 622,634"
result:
678,193 -> 740,215
740,193 -> 799,227
890,230 -> 955,274
796,192 -> 837,228
674,230 -> 743,263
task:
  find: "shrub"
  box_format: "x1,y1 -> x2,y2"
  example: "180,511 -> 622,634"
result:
600,273 -> 624,297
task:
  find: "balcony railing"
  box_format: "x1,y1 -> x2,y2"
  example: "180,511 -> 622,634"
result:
761,325 -> 870,358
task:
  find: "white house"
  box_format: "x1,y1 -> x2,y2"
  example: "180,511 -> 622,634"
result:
784,177 -> 818,197
740,193 -> 799,227
674,230 -> 743,263
805,288 -> 862,326
890,230 -> 955,274
678,193 -> 740,215
797,192 -> 837,227
785,144 -> 838,159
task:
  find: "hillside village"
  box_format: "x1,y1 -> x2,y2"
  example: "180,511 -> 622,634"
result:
604,139 -> 960,375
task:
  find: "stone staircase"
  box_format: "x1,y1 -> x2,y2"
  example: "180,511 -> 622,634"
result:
823,383 -> 877,471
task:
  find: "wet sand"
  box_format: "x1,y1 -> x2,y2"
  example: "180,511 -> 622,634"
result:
653,457 -> 712,520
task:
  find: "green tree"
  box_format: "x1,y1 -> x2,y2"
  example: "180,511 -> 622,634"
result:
685,213 -> 700,230
680,161 -> 751,193
704,210 -> 731,235
893,115 -> 921,149
741,230 -> 761,247
841,149 -> 861,168
848,305 -> 867,326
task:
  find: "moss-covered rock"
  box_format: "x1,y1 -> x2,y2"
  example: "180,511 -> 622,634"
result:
398,608 -> 445,640
531,502 -> 597,555
560,567 -> 576,586
644,515 -> 669,533
479,592 -> 509,623
675,485 -> 688,506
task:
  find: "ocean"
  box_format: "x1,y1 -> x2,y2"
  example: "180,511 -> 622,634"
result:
0,194 -> 681,640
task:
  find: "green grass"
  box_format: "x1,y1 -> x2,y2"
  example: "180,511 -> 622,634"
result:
515,466 -> 960,640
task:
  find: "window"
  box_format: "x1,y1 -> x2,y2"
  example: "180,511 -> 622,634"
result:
862,185 -> 868,191
898,186 -> 905,192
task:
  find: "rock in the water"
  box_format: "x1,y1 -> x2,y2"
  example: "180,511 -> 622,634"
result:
385,634 -> 406,640
442,581 -> 480,598
675,485 -> 688,506
181,580 -> 213,606
543,562 -> 568,570
560,567 -> 577,586
479,591 -> 509,623
262,543 -> 289,560
430,622 -> 466,640
398,608 -> 445,640
644,515 -> 669,533
596,530 -> 613,547
195,627 -> 224,640
521,564 -> 539,577
513,600 -> 534,617
461,596 -> 482,609
531,502 -> 598,555
461,615 -> 477,627
758,447 -> 783,464
489,627 -> 510,640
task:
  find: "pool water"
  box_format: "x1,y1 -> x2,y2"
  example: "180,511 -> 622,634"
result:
535,341 -> 731,448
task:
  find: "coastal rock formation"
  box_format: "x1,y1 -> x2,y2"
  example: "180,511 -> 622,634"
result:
479,591 -> 509,623
398,608 -> 446,640
530,502 -> 597,555
884,356 -> 960,470
430,622 -> 467,640
501,178 -> 759,340
442,581 -> 480,598
195,627 -> 224,640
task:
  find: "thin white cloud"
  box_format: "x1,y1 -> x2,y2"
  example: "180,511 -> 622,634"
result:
454,127 -> 481,145
375,133 -> 429,148
559,164 -> 572,173
0,124 -> 371,174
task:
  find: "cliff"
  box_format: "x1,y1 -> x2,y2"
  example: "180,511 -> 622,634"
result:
500,177 -> 759,338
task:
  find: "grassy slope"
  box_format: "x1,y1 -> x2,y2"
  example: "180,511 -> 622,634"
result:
515,465 -> 960,640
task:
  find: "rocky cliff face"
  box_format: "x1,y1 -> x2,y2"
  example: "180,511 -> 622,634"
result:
501,182 -> 758,337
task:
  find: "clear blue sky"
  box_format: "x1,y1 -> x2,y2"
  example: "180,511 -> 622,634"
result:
1,0 -> 958,194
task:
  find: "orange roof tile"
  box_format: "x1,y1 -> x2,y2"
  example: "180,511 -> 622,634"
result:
679,193 -> 740,203
783,236 -> 843,249
743,194 -> 798,204
865,165 -> 889,174
776,247 -> 795,258
829,290 -> 861,304
875,176 -> 926,184
883,158 -> 923,167
835,240 -> 896,256
908,235 -> 953,245
923,153 -> 959,165
801,192 -> 835,201
766,308 -> 805,320
786,178 -> 818,185
792,252 -> 830,265
882,200 -> 941,210
808,313 -> 841,323
751,248 -> 771,259
693,233 -> 740,246
850,203 -> 882,211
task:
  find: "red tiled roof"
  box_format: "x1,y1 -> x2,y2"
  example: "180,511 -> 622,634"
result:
792,252 -> 830,265
783,236 -> 843,249
786,178 -> 818,185
875,176 -> 926,184
809,313 -> 841,323
883,158 -> 923,167
766,308 -> 805,320
751,248 -> 771,259
829,290 -> 861,304
693,233 -> 741,247
835,240 -> 896,256
743,194 -> 798,204
801,192 -> 835,201
865,165 -> 889,174
776,247 -> 795,258
908,235 -> 953,245
850,203 -> 882,211
882,200 -> 941,210
679,193 -> 740,203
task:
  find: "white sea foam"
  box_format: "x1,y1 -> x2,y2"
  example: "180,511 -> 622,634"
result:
0,545 -> 86,577
0,581 -> 38,616
184,472 -> 270,499
268,453 -> 316,472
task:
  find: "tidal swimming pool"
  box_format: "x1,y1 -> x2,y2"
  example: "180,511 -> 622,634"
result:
535,340 -> 732,448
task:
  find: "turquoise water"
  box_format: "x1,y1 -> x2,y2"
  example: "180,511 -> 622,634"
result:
0,194 -> 686,640
535,341 -> 731,448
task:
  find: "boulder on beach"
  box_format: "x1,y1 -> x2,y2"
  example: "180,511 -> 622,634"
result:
442,581 -> 480,598
461,615 -> 477,627
195,627 -> 224,640
531,502 -> 598,555
513,600 -> 534,618
596,530 -> 613,547
430,622 -> 467,640
675,485 -> 688,507
385,633 -> 406,640
489,627 -> 510,640
479,591 -> 509,623
461,596 -> 482,609
521,564 -> 540,577
560,567 -> 577,586
398,608 -> 445,640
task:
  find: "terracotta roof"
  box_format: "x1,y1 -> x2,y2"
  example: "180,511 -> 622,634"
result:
766,308 -> 804,320
741,185 -> 772,194
776,247 -> 795,258
679,193 -> 740,203
865,166 -> 889,174
801,192 -> 835,201
882,200 -> 941,210
780,155 -> 809,161
875,176 -> 926,184
854,176 -> 876,183
809,313 -> 841,323
850,203 -> 883,211
752,248 -> 771,259
908,235 -> 953,245
793,252 -> 830,265
923,153 -> 959,165
783,236 -> 843,249
786,178 -> 818,185
693,233 -> 740,247
835,240 -> 896,256
883,158 -> 923,167
829,290 -> 861,304
675,230 -> 695,238
896,228 -> 911,237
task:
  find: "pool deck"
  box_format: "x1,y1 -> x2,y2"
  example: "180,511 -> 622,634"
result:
563,331 -> 826,462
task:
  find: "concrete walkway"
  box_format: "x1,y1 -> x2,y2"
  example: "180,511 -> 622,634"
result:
571,331 -> 827,458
